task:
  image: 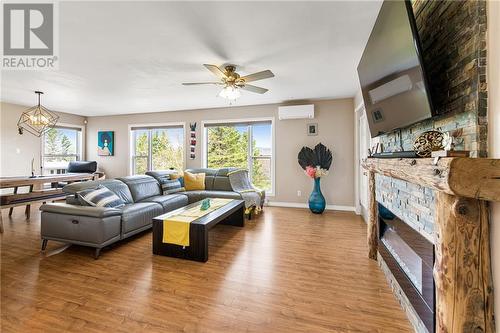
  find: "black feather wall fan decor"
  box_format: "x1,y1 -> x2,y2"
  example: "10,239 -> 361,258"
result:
297,143 -> 333,214
297,143 -> 333,172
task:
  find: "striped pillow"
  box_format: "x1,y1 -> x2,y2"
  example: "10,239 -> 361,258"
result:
77,185 -> 125,208
161,179 -> 185,195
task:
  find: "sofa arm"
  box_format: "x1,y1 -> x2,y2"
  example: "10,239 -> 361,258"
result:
40,203 -> 122,218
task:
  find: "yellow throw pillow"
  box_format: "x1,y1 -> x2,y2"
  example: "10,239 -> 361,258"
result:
184,171 -> 205,191
169,170 -> 184,180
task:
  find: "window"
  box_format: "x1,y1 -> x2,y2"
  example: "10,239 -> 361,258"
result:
42,126 -> 82,174
204,120 -> 273,193
131,125 -> 184,174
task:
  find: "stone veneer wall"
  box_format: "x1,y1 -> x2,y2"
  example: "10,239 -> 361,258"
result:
375,174 -> 435,243
379,0 -> 488,157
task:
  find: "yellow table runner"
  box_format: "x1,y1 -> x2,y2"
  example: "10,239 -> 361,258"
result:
162,198 -> 233,246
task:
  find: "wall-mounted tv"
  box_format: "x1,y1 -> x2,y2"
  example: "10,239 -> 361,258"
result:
357,0 -> 434,138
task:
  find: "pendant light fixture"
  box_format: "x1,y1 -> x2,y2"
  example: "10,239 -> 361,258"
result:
17,91 -> 59,137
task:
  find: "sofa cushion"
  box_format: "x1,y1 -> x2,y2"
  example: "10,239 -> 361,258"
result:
168,173 -> 185,188
120,202 -> 163,234
185,168 -> 217,190
77,185 -> 125,208
64,179 -> 134,204
67,160 -> 97,173
184,171 -> 206,191
183,190 -> 242,203
160,179 -> 185,195
141,194 -> 189,212
185,168 -> 237,191
117,175 -> 161,202
212,176 -> 233,191
145,170 -> 177,183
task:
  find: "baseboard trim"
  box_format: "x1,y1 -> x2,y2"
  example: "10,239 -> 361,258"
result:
266,201 -> 356,212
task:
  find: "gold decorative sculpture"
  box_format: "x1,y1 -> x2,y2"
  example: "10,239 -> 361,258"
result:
413,130 -> 449,157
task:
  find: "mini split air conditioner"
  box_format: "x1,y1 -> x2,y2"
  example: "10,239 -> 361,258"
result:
278,104 -> 314,120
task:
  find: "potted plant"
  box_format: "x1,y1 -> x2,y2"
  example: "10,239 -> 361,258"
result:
297,143 -> 333,214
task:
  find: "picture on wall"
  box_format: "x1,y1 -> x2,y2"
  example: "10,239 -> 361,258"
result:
97,131 -> 114,156
307,123 -> 318,136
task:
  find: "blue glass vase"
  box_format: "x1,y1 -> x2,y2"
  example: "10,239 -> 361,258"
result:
309,177 -> 326,214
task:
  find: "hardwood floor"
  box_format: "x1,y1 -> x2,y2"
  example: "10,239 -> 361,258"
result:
1,204 -> 412,333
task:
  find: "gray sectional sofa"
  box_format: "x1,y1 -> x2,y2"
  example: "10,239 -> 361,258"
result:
39,168 -> 264,258
146,168 -> 265,204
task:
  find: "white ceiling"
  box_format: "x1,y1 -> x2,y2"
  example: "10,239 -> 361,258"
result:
1,1 -> 382,116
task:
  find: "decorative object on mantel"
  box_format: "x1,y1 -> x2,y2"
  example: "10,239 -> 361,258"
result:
189,122 -> 196,159
97,131 -> 114,156
362,157 -> 499,333
413,130 -> 448,157
17,91 -> 59,137
297,143 -> 333,214
431,129 -> 469,157
368,142 -> 381,157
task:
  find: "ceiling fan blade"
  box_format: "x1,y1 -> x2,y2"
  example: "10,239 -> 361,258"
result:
240,84 -> 268,94
182,82 -> 222,86
240,70 -> 274,83
203,64 -> 228,79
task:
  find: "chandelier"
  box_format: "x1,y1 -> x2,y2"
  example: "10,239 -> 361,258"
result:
17,91 -> 59,137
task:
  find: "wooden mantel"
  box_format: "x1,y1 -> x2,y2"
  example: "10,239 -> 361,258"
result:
362,157 -> 499,333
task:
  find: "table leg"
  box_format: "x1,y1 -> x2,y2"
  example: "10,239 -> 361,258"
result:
25,185 -> 34,219
0,211 -> 4,233
152,222 -> 208,262
220,205 -> 245,227
191,224 -> 208,262
9,187 -> 18,216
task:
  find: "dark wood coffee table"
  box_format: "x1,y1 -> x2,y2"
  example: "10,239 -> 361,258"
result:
152,199 -> 245,262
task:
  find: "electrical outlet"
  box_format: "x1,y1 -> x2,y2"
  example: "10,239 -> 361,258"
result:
297,190 -> 301,197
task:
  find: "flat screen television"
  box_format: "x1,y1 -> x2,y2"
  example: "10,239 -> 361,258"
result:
357,0 -> 434,138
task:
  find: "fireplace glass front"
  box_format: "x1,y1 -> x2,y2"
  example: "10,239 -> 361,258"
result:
378,203 -> 435,332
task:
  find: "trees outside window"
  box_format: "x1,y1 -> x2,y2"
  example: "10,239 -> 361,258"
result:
205,121 -> 273,192
131,126 -> 184,174
42,127 -> 82,174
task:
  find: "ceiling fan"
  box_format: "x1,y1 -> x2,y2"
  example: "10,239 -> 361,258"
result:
182,64 -> 274,100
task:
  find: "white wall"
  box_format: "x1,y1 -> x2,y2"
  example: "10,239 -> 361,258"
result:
0,102 -> 87,177
86,99 -> 356,208
487,2 -> 500,331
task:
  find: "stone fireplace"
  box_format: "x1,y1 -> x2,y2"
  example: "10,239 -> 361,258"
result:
364,157 -> 497,333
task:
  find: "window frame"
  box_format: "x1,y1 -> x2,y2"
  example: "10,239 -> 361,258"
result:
41,123 -> 84,174
128,122 -> 186,175
202,117 -> 275,196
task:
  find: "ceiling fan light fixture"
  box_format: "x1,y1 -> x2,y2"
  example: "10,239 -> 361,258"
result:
218,85 -> 241,101
184,64 -> 273,100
